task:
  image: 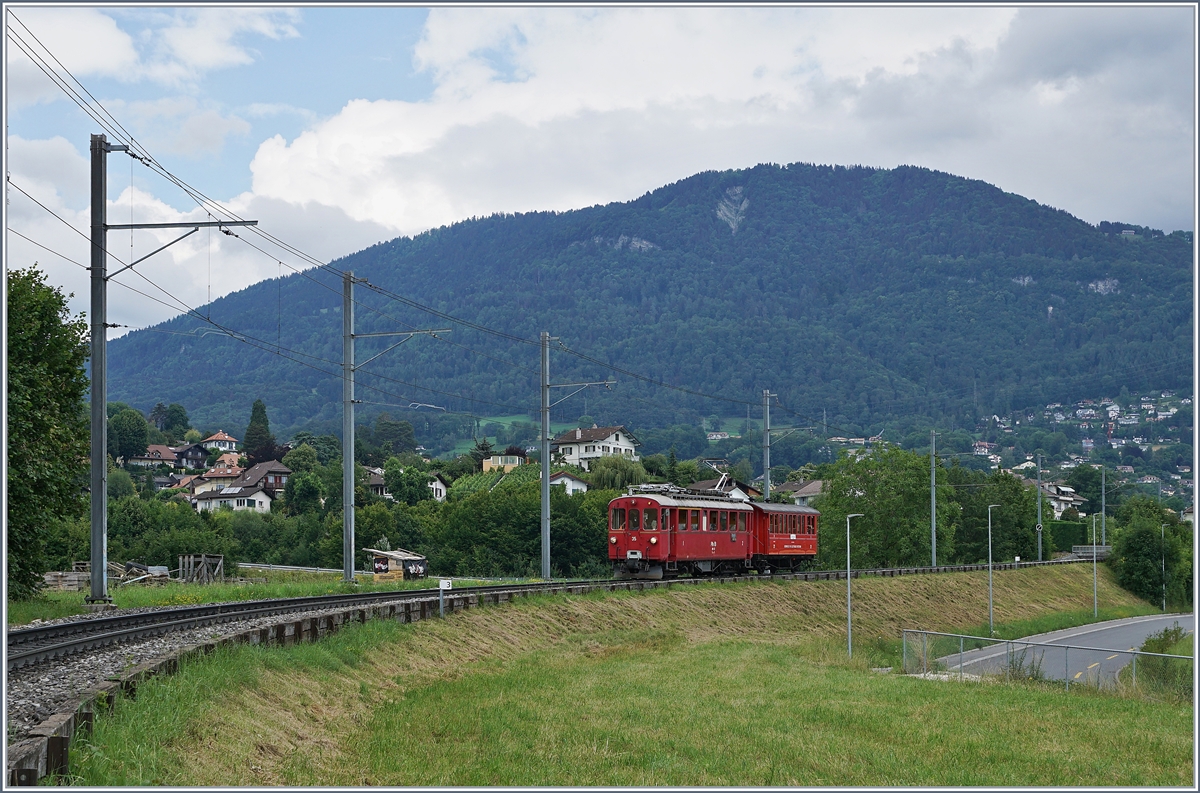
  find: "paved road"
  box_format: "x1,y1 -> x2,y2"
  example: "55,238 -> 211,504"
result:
935,613 -> 1194,686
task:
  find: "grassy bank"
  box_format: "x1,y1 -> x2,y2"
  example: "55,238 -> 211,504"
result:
6,570 -> 509,626
65,564 -> 1190,786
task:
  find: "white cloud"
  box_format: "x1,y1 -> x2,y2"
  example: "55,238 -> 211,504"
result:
246,6 -> 1192,237
6,7 -> 301,101
5,8 -> 140,104
9,6 -> 1193,338
153,8 -> 300,78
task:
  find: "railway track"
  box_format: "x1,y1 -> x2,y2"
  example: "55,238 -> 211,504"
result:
6,557 -> 1079,671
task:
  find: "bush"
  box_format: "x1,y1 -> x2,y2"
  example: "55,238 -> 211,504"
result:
1109,520 -> 1180,606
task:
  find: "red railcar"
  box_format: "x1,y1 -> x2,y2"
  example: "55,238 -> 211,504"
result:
607,488 -> 819,579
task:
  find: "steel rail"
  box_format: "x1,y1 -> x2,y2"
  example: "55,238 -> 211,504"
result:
7,558 -> 1080,671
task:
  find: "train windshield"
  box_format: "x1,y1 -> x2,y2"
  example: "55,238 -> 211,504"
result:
629,508 -> 641,531
611,508 -> 625,531
644,508 -> 657,531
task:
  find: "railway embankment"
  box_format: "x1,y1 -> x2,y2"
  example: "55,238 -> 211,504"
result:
15,561 -> 1185,786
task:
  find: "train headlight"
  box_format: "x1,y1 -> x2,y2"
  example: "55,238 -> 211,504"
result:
610,536 -> 617,544
650,536 -> 658,544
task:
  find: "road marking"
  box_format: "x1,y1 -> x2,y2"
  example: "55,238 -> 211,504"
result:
1106,654 -> 1118,660
1087,662 -> 1100,669
1074,671 -> 1083,679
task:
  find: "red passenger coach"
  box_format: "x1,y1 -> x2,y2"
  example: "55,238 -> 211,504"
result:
608,487 -> 819,579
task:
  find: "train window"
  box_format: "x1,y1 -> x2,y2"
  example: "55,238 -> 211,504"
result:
612,508 -> 625,531
644,508 -> 657,531
662,508 -> 671,530
690,510 -> 700,532
629,508 -> 641,531
708,510 -> 718,531
738,512 -> 747,532
720,512 -> 728,531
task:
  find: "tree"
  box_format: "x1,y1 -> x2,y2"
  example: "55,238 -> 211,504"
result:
374,413 -> 418,456
184,428 -> 202,444
469,437 -> 495,471
149,402 -> 169,430
6,268 -> 89,598
384,457 -> 433,506
812,447 -> 958,569
1110,517 -> 1181,605
666,448 -> 679,484
588,455 -> 646,490
243,399 -> 278,464
283,470 -> 326,515
282,443 -> 319,474
163,403 -> 190,436
109,409 -> 150,461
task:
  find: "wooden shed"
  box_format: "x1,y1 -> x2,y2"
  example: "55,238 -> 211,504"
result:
363,548 -> 428,581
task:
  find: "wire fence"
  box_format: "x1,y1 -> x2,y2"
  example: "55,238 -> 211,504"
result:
901,628 -> 1193,700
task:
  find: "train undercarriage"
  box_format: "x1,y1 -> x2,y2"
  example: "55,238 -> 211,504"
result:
613,555 -> 815,580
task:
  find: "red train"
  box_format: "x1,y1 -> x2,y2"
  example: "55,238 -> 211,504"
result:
607,485 -> 819,579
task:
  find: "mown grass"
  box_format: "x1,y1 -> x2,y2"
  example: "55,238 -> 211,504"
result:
63,564 -> 1191,786
6,569 -> 509,626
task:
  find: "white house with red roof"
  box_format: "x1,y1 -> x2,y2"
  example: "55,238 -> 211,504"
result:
202,430 -> 239,452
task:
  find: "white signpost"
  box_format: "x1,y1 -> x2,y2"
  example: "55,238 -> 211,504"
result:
439,578 -> 452,617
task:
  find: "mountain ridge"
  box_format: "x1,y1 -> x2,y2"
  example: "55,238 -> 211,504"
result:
107,162 -> 1194,447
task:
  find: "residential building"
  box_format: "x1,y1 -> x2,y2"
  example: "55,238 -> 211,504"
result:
1040,483 -> 1088,520
202,430 -> 239,452
551,425 -> 640,472
215,452 -> 241,468
482,453 -> 525,473
1116,465 -> 1135,474
192,486 -> 272,514
774,479 -> 824,506
173,443 -> 209,470
428,473 -> 450,502
689,476 -> 761,502
232,460 -> 291,496
549,470 -> 589,495
127,444 -> 178,468
706,431 -> 730,441
194,466 -> 244,494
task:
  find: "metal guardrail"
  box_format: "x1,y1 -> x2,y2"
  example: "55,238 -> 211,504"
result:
902,628 -> 1193,690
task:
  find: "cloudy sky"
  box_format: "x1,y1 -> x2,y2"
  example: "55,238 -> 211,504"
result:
4,5 -> 1195,334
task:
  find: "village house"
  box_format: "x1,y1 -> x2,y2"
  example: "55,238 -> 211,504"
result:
193,466 -> 244,494
549,470 -> 589,495
173,443 -> 210,470
551,425 -> 640,471
364,466 -> 452,502
689,475 -> 761,502
215,451 -> 241,467
774,479 -> 824,506
192,486 -> 272,514
482,452 -> 526,473
1040,482 -> 1088,520
126,444 -> 179,468
233,460 -> 291,496
202,430 -> 239,452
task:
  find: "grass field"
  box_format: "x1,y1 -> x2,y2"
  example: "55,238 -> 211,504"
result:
61,563 -> 1193,786
6,569 -> 508,626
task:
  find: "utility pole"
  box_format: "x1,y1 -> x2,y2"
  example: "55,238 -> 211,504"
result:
540,331 -> 614,579
342,270 -> 447,582
1036,453 -> 1043,561
930,430 -> 937,567
87,133 -> 257,603
762,390 -> 775,501
1101,465 -> 1106,545
541,332 -> 552,581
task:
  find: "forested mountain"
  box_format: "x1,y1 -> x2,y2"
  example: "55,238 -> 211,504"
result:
107,163 -> 1193,445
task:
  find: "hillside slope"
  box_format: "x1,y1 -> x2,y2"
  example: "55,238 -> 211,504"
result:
107,163 -> 1193,439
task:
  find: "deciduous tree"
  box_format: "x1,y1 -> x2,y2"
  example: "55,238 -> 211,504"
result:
6,267 -> 90,598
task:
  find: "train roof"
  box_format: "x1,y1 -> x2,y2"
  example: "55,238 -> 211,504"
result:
609,492 -> 819,514
756,502 -> 821,515
609,492 -> 755,510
